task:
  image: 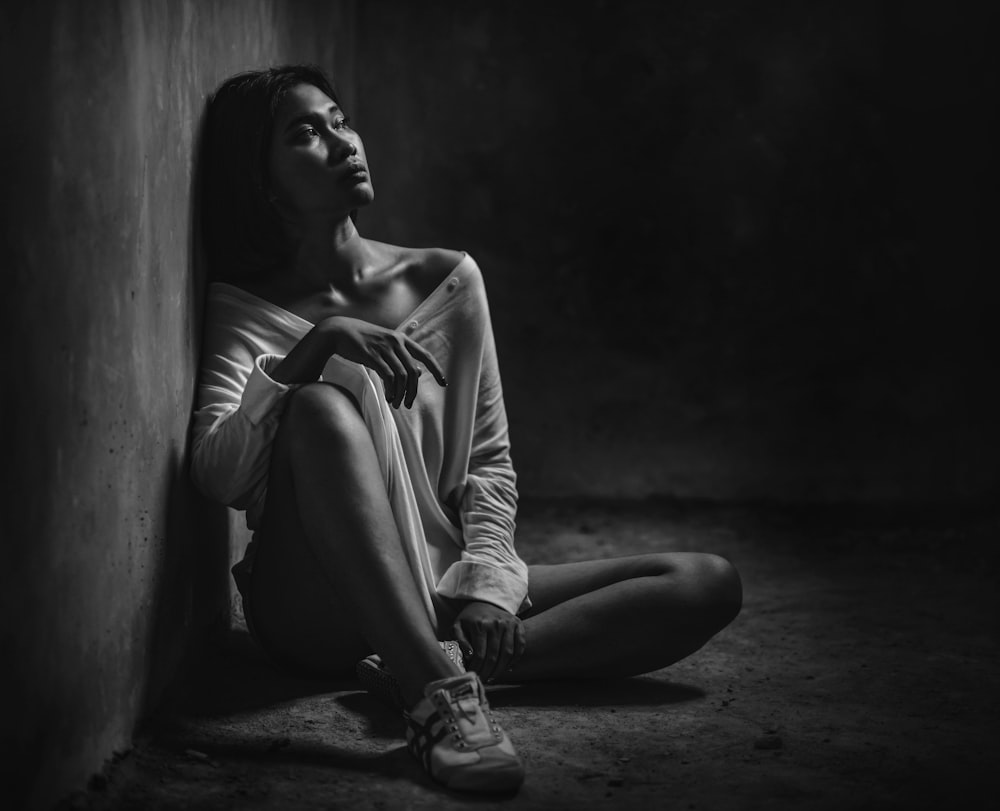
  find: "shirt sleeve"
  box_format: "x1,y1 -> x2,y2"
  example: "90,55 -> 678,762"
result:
189,297 -> 297,515
435,269 -> 530,615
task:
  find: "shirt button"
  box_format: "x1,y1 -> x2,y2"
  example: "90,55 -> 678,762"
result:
407,320 -> 418,331
447,278 -> 458,291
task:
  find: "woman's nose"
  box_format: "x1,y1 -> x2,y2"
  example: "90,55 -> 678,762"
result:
328,132 -> 357,162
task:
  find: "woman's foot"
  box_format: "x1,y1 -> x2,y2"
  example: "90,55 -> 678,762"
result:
404,671 -> 524,793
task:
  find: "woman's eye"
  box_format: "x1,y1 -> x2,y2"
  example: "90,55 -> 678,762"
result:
333,117 -> 352,131
295,126 -> 319,141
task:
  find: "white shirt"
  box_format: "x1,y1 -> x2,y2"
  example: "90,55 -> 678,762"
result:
189,253 -> 530,619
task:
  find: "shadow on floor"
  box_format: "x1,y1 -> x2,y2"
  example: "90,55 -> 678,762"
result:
486,678 -> 705,708
178,625 -> 704,721
154,729 -> 409,775
175,629 -> 358,717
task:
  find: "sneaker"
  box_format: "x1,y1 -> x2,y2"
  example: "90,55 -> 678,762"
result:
405,671 -> 524,793
356,640 -> 466,710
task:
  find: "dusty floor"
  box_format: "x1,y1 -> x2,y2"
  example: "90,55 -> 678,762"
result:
63,499 -> 997,810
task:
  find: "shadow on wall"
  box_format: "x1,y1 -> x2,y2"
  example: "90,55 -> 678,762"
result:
142,101 -> 232,718
142,447 -> 230,718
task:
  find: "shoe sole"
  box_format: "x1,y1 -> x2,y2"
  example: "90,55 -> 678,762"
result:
355,658 -> 405,709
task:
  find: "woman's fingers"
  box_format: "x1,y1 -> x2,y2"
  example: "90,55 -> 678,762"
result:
469,620 -> 489,673
510,619 -> 527,672
369,356 -> 397,403
405,339 -> 448,387
384,335 -> 445,408
454,624 -> 475,662
492,620 -> 520,681
472,618 -> 523,684
380,348 -> 408,408
481,620 -> 505,683
452,622 -> 473,663
391,343 -> 422,409
490,622 -> 518,684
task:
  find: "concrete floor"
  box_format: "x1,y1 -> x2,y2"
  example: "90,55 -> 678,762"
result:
63,499 -> 997,810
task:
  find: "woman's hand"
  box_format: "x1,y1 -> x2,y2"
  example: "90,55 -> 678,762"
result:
452,600 -> 526,684
321,316 -> 447,408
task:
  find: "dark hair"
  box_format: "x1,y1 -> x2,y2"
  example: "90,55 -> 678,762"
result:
201,64 -> 344,284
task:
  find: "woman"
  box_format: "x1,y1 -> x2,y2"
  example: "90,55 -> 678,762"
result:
191,65 -> 742,794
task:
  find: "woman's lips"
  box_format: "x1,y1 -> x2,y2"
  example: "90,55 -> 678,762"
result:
343,160 -> 368,179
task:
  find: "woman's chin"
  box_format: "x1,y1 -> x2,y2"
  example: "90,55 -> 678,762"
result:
345,183 -> 375,209
308,189 -> 374,221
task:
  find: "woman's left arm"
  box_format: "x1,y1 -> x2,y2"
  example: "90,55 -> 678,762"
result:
436,275 -> 531,679
437,297 -> 529,613
448,369 -> 529,680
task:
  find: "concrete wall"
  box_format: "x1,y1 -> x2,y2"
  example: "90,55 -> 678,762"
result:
0,2 -> 355,808
356,0 -> 997,504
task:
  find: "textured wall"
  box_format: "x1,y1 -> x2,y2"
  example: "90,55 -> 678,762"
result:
356,0 -> 996,503
0,2 -> 354,808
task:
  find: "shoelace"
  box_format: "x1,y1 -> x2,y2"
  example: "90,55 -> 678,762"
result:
430,681 -> 504,749
458,684 -> 503,740
448,683 -> 478,725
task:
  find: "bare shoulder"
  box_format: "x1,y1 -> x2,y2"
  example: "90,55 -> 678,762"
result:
415,246 -> 466,284
363,241 -> 468,308
378,244 -> 467,298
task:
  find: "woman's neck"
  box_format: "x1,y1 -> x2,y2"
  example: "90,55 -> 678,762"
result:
286,216 -> 373,294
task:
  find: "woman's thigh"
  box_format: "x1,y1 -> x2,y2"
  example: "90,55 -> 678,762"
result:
247,387 -> 374,676
522,552 -> 735,618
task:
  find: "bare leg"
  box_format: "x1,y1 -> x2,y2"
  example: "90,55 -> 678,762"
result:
502,553 -> 741,682
249,383 -> 461,707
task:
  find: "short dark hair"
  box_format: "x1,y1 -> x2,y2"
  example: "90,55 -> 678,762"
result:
201,65 -> 344,284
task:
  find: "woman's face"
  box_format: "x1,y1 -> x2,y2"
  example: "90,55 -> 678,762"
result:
267,83 -> 373,222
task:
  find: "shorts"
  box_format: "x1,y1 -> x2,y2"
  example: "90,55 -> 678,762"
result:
231,539 -> 263,645
232,539 -> 351,675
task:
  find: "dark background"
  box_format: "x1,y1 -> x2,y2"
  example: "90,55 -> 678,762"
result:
357,0 -> 997,503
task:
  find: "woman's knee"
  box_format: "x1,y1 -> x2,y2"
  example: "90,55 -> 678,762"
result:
278,382 -> 365,450
639,552 -> 741,629
691,553 -> 742,628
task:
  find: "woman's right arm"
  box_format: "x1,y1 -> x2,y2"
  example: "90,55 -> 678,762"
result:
189,321 -> 336,508
190,311 -> 446,507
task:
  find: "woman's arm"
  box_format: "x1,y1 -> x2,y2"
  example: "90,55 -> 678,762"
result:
189,295 -> 344,509
455,390 -> 526,614
426,259 -> 532,680
191,305 -> 446,511
436,269 -> 529,616
189,339 -> 301,510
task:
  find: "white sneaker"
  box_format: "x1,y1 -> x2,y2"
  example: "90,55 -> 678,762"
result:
405,672 -> 524,793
